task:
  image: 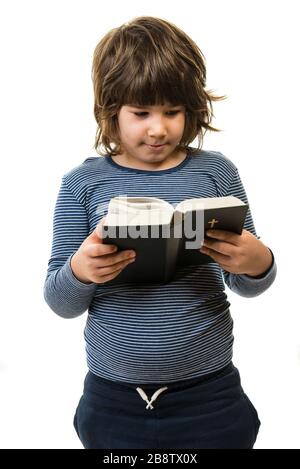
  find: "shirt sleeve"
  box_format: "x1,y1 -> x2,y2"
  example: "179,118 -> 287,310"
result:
43,177 -> 98,318
220,168 -> 277,298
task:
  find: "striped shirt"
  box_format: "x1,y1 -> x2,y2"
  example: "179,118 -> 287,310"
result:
43,149 -> 277,383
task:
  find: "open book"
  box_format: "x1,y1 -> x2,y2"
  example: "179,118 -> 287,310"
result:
102,195 -> 248,284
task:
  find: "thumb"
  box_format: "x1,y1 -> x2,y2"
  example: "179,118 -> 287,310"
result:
95,216 -> 109,241
87,216 -> 107,243
83,217 -> 117,255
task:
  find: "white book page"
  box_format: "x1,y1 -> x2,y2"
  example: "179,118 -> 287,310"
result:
105,196 -> 174,226
175,196 -> 245,213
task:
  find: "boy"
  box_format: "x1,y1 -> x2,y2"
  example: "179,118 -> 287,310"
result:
44,16 -> 276,448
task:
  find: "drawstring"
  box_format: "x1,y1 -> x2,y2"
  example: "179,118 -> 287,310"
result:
136,386 -> 168,410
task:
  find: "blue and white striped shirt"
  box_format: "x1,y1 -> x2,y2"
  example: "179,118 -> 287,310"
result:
43,149 -> 277,383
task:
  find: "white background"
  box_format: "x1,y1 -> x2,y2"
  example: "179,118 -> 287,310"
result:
0,0 -> 299,449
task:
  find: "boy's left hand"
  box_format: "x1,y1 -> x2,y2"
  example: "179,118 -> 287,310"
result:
199,229 -> 273,277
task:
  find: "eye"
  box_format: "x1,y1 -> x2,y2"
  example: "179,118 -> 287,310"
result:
133,110 -> 180,117
166,110 -> 180,116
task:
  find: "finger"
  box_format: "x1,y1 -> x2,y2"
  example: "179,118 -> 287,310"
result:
205,229 -> 242,245
96,268 -> 124,284
96,250 -> 136,268
97,257 -> 135,276
202,239 -> 233,256
200,245 -> 232,264
85,241 -> 118,258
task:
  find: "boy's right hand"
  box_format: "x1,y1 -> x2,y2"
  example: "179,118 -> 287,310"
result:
70,218 -> 136,284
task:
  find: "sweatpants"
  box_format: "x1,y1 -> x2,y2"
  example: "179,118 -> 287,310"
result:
73,362 -> 260,449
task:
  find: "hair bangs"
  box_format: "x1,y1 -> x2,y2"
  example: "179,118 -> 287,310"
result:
109,34 -> 190,109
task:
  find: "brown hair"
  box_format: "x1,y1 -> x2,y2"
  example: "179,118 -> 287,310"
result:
91,16 -> 226,157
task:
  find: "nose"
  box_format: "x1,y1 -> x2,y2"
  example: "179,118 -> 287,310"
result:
147,116 -> 167,139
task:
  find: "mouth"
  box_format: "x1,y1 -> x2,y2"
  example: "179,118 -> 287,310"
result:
145,143 -> 167,149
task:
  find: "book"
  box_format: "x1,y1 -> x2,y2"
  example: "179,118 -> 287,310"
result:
102,195 -> 248,284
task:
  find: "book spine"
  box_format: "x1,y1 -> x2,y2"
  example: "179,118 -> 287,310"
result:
163,224 -> 182,282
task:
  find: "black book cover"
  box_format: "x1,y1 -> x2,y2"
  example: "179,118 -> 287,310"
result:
102,224 -> 181,284
177,204 -> 249,267
102,197 -> 249,284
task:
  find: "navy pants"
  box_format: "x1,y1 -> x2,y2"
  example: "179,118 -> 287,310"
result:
73,363 -> 260,449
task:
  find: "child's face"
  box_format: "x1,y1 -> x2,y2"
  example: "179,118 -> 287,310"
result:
116,103 -> 186,168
